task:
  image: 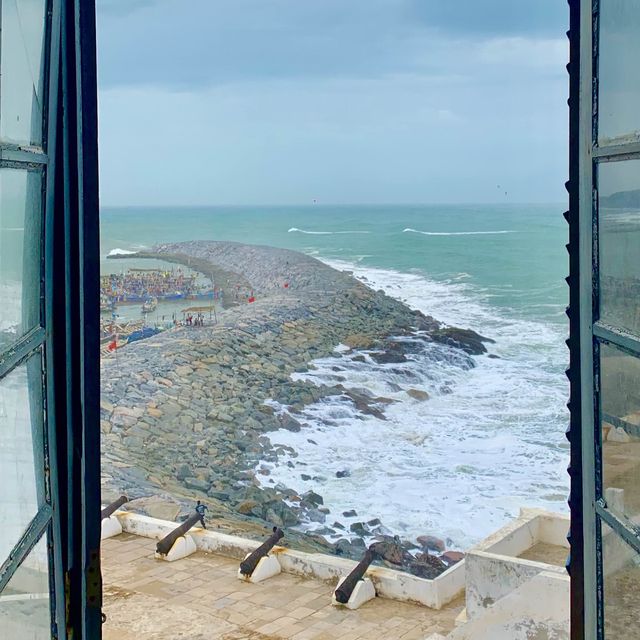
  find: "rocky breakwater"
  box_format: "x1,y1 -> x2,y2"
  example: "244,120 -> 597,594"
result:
101,241 -> 493,577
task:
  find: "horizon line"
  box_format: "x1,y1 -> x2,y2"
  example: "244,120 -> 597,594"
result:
100,200 -> 567,209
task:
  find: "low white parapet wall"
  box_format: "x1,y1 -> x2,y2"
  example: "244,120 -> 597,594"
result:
464,508 -> 569,620
111,510 -> 465,610
449,571 -> 569,640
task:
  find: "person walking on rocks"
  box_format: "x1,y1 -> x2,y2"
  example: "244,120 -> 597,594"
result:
195,500 -> 209,529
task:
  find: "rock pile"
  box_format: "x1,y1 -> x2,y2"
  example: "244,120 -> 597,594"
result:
101,241 -> 485,574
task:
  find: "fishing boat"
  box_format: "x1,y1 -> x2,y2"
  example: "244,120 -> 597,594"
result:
100,295 -> 115,313
141,297 -> 157,314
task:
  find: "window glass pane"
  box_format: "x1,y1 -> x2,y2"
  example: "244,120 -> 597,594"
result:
0,353 -> 45,563
0,168 -> 42,353
0,534 -> 50,639
0,0 -> 47,146
598,159 -> 640,335
601,343 -> 640,523
603,528 -> 640,638
599,1 -> 640,144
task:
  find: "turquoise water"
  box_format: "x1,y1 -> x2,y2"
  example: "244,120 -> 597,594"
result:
101,204 -> 567,324
100,204 -> 570,546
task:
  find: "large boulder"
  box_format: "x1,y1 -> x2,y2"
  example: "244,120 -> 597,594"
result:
429,327 -> 494,355
408,553 -> 448,579
407,389 -> 430,401
417,535 -> 446,552
371,351 -> 408,364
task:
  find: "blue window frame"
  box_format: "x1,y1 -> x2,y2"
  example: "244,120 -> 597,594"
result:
0,0 -> 101,638
569,1 -> 640,637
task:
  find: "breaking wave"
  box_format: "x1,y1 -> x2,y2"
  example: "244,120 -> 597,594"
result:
257,259 -> 569,549
403,228 -> 517,236
288,228 -> 370,235
107,248 -> 138,256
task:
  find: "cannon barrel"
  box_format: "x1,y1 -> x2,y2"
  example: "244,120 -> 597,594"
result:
334,547 -> 376,604
156,512 -> 201,555
239,527 -> 284,576
101,495 -> 129,521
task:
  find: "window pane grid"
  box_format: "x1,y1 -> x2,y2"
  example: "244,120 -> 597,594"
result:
597,504 -> 640,557
0,529 -> 52,640
0,506 -> 51,594
595,327 -> 640,361
0,150 -> 48,166
0,328 -> 45,381
594,143 -> 640,160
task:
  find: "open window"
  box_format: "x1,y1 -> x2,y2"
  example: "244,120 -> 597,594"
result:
569,0 -> 640,637
0,0 -> 101,638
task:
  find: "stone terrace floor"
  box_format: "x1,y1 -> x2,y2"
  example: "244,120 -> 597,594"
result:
102,533 -> 464,640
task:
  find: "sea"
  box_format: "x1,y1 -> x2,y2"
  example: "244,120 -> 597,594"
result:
101,203 -> 569,549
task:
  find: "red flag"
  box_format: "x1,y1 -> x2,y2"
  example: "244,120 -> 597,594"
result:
108,340 -> 117,351
248,296 -> 255,303
283,282 -> 289,289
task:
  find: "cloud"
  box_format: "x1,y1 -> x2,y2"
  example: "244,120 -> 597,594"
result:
96,1 -> 569,205
97,0 -> 160,16
96,0 -> 568,90
408,0 -> 568,37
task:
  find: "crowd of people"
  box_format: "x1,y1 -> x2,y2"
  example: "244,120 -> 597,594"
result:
100,268 -> 200,302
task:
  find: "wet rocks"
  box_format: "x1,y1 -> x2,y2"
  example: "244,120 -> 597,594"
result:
301,490 -> 324,508
409,553 -> 448,579
371,539 -> 410,566
342,389 -> 388,420
417,535 -> 446,553
442,551 -> 465,566
370,351 -> 408,364
334,538 -> 366,559
100,241 -> 484,571
263,501 -> 299,528
349,522 -> 369,536
407,389 -> 430,401
429,327 -> 494,355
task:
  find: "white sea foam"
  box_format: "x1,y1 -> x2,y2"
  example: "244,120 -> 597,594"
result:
288,227 -> 370,235
107,248 -> 138,256
403,228 -> 517,236
257,259 -> 569,549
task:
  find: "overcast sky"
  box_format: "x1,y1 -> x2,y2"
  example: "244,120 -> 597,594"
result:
96,0 -> 569,206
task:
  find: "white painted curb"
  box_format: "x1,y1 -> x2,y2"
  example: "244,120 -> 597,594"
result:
110,510 -> 465,609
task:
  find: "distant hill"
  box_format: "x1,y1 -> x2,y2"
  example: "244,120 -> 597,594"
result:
601,189 -> 640,209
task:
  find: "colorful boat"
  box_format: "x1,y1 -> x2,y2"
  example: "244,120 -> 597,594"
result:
142,297 -> 157,313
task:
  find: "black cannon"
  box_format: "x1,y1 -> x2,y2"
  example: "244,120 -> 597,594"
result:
334,546 -> 376,604
156,512 -> 201,556
239,527 -> 284,577
101,495 -> 129,521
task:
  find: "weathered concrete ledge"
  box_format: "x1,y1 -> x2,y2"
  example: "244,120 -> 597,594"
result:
464,508 -> 569,620
112,509 -> 465,610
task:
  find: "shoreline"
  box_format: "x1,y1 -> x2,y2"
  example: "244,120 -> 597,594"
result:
101,241 -> 492,576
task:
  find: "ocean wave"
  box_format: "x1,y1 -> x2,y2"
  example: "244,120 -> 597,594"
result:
258,258 -> 569,549
288,227 -> 370,235
107,248 -> 138,256
403,228 -> 516,236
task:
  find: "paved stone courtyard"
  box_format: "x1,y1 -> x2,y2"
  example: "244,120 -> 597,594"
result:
101,533 -> 464,640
